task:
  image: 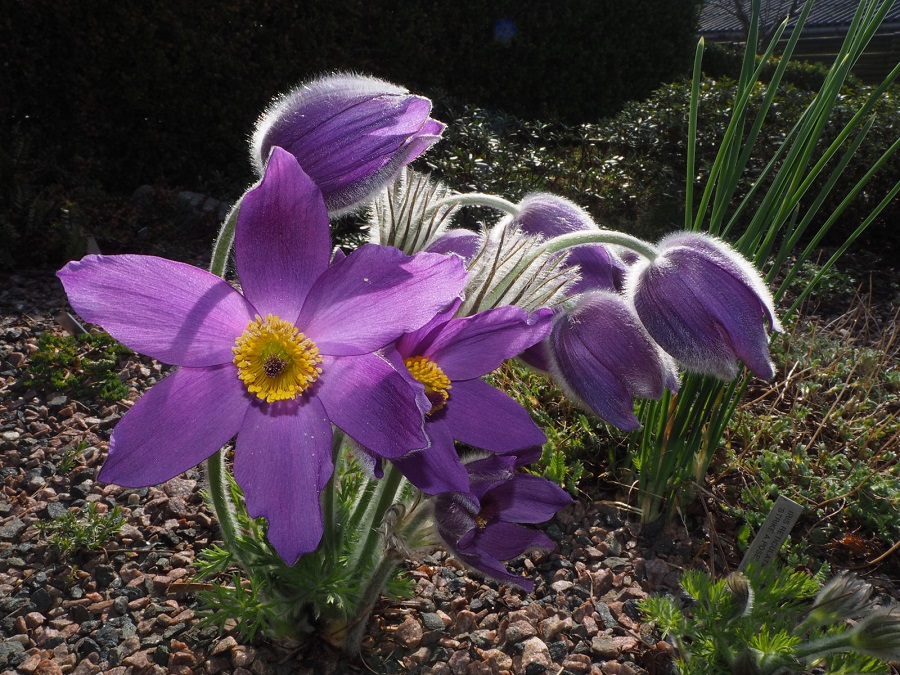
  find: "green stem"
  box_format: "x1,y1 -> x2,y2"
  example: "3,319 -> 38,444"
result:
205,448 -> 243,563
346,464 -> 405,572
792,633 -> 853,660
342,549 -> 404,656
481,229 -> 658,311
209,200 -> 240,277
204,202 -> 243,562
426,192 -> 520,218
320,429 -> 345,557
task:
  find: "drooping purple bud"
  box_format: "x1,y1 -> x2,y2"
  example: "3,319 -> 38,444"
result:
626,232 -> 782,380
549,291 -> 679,430
251,74 -> 445,215
511,193 -> 628,293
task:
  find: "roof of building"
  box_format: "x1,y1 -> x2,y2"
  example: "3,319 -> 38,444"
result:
699,0 -> 900,35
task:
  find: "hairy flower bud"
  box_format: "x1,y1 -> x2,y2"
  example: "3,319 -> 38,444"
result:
252,74 -> 445,215
725,571 -> 754,618
849,608 -> 900,661
806,571 -> 873,626
626,232 -> 782,380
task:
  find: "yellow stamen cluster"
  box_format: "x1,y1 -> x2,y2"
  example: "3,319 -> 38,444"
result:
233,314 -> 322,403
404,355 -> 451,414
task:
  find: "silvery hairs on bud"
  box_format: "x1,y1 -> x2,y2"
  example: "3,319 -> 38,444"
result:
459,222 -> 580,316
368,168 -> 459,254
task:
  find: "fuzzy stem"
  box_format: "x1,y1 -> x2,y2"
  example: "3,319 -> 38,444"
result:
205,449 -> 244,564
346,465 -> 405,573
209,201 -> 240,278
320,429 -> 346,557
203,203 -> 243,563
426,192 -> 521,218
482,229 -> 659,309
342,549 -> 404,656
536,229 -> 659,261
792,633 -> 854,660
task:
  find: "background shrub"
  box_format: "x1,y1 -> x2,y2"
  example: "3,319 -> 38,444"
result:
0,1 -> 701,194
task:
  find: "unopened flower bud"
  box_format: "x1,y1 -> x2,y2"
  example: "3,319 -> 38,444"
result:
849,608 -> 900,661
626,232 -> 782,380
730,648 -> 761,675
252,74 -> 445,215
806,571 -> 873,627
725,571 -> 754,618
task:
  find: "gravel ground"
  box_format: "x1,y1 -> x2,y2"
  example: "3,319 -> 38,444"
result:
1,262 -> 897,675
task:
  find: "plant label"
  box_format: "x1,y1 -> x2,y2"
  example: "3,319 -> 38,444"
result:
739,495 -> 803,570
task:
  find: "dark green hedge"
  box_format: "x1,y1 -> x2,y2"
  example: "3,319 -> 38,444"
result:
427,76 -> 900,249
1,1 -> 701,194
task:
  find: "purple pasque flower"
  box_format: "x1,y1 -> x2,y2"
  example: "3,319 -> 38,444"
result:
386,301 -> 553,494
434,450 -> 573,591
56,147 -> 467,564
251,73 -> 445,216
626,232 -> 782,380
511,193 -> 628,293
548,291 -> 679,431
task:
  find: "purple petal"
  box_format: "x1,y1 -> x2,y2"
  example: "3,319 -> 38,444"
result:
316,352 -> 428,458
394,299 -> 460,358
454,547 -> 536,592
297,245 -> 467,355
462,521 -> 555,560
463,453 -> 519,500
519,340 -> 553,373
549,291 -> 679,430
391,420 -> 469,494
434,491 -> 479,544
235,147 -> 331,321
441,379 -> 546,452
485,474 -> 574,524
234,397 -> 333,564
420,306 -> 552,380
58,255 -> 255,367
425,228 -> 483,263
252,74 -> 444,214
629,233 -> 779,380
99,365 -> 248,486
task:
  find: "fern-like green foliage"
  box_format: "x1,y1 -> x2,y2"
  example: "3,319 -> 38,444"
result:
640,564 -> 892,675
193,468 -> 412,643
26,332 -> 131,401
35,503 -> 125,558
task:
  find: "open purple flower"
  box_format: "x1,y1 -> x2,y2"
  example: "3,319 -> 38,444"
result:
251,74 -> 445,215
385,302 -> 553,494
626,232 -> 782,380
548,291 -> 679,430
434,451 -> 573,591
57,147 -> 467,564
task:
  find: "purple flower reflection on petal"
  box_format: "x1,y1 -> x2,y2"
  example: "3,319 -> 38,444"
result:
627,232 -> 781,380
57,148 -> 467,564
252,74 -> 445,215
